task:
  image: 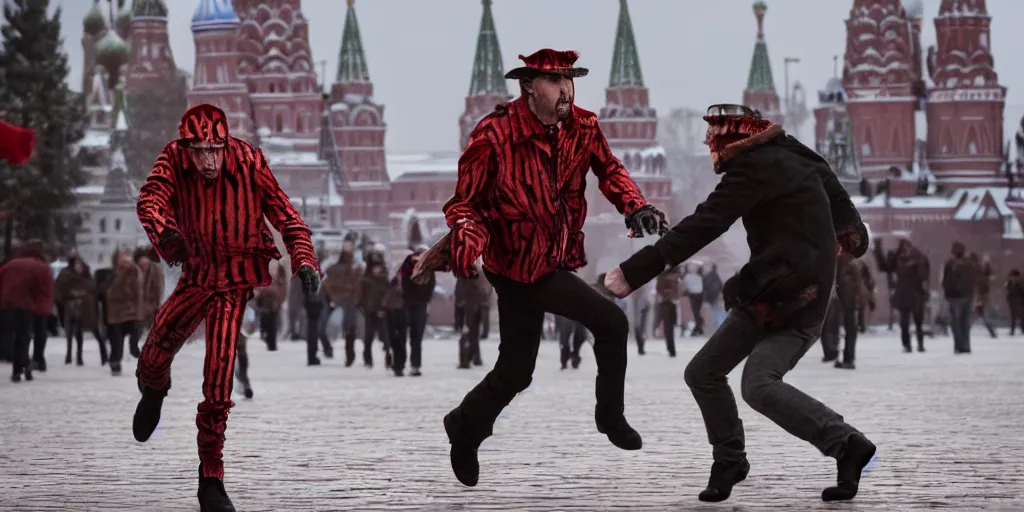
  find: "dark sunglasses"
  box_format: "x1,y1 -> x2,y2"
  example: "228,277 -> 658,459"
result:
705,104 -> 761,119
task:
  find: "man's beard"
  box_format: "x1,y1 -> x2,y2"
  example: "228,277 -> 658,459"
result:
555,99 -> 572,119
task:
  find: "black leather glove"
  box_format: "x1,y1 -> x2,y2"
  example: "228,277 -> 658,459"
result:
625,204 -> 669,238
297,265 -> 321,301
158,229 -> 187,267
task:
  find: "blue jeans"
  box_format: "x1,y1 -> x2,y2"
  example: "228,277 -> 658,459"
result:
947,298 -> 973,352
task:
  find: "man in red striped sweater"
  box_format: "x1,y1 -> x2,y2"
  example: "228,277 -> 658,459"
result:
132,104 -> 321,512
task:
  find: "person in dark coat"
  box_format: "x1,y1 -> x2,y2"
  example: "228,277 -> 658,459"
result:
0,240 -> 53,381
821,251 -> 868,368
58,259 -> 107,366
968,252 -> 997,339
1006,269 -> 1024,335
357,262 -> 392,368
942,242 -> 976,353
398,247 -> 434,376
873,238 -> 930,352
383,276 -> 406,376
454,263 -> 488,369
605,104 -> 875,503
703,263 -> 725,332
654,265 -> 681,357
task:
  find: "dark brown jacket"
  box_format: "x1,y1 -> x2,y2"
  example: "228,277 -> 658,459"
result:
107,262 -> 142,325
455,270 -> 490,315
255,270 -> 286,311
138,259 -> 165,325
655,269 -> 681,302
358,274 -> 391,316
383,277 -> 403,311
323,259 -> 362,304
878,243 -> 931,308
62,268 -> 100,330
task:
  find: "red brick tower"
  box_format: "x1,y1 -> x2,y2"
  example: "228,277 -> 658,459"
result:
189,0 -> 253,140
926,0 -> 1006,187
842,0 -> 917,182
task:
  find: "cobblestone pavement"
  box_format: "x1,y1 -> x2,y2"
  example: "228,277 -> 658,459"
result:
1,328 -> 1022,511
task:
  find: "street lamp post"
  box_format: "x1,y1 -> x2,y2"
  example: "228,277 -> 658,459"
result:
784,57 -> 800,113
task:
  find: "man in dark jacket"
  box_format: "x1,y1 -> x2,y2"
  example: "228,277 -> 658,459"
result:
942,242 -> 975,353
654,265 -> 681,357
605,104 -> 875,503
821,251 -> 868,368
454,263 -> 489,369
703,263 -> 725,332
399,247 -> 434,376
873,238 -> 930,352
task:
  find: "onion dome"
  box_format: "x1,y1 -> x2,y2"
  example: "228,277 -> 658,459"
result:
115,8 -> 132,39
192,0 -> 240,32
96,30 -> 130,77
133,0 -> 169,18
83,2 -> 107,37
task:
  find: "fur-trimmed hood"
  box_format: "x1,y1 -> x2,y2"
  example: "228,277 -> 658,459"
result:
711,124 -> 784,173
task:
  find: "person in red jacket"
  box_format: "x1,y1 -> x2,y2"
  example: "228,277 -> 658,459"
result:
132,104 -> 322,512
429,49 -> 668,487
0,239 -> 53,382
0,118 -> 36,165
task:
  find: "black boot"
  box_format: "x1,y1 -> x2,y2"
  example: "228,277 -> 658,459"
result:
571,354 -> 581,369
821,432 -> 876,502
133,384 -> 168,442
443,411 -> 480,487
834,360 -> 855,370
595,414 -> 642,450
697,458 -> 750,502
197,465 -> 236,512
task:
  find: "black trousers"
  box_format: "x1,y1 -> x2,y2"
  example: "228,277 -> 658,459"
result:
480,304 -> 490,339
304,300 -> 332,362
557,315 -> 587,366
403,303 -> 428,369
31,314 -> 48,366
108,320 -> 138,370
1010,303 -> 1024,335
688,293 -> 705,335
65,318 -> 107,364
363,313 -> 389,366
657,301 -> 677,356
0,308 -> 12,362
235,335 -> 252,391
260,309 -> 279,351
459,308 -> 483,367
898,303 -> 925,349
447,269 -> 630,446
388,309 -> 408,371
821,297 -> 859,362
634,306 -> 650,354
8,308 -> 34,377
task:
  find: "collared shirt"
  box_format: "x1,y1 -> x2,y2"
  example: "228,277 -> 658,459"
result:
444,96 -> 648,284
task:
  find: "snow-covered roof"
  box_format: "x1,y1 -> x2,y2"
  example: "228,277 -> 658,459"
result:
74,185 -> 106,196
264,149 -> 324,167
612,145 -> 667,175
79,129 -> 112,149
386,152 -> 459,181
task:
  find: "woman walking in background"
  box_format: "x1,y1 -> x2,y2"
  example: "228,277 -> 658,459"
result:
61,259 -> 107,366
106,249 -> 143,376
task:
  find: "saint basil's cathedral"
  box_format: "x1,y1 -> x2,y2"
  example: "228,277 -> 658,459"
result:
72,0 -> 1022,313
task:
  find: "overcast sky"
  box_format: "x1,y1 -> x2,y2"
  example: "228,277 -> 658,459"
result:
56,0 -> 1024,154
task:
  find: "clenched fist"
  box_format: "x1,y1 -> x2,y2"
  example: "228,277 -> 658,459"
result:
604,266 -> 633,299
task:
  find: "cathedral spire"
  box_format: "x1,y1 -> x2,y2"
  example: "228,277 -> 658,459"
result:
746,1 -> 776,93
608,0 -> 643,88
467,0 -> 507,96
336,0 -> 370,84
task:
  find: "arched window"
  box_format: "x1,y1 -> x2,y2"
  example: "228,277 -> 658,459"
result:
114,219 -> 122,232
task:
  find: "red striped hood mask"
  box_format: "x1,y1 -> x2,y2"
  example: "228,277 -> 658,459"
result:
179,104 -> 230,180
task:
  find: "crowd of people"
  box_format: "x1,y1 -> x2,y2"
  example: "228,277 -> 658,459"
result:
1,234 -> 1020,383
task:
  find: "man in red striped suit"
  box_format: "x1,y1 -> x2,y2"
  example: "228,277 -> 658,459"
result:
438,49 -> 669,487
133,104 -> 321,512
